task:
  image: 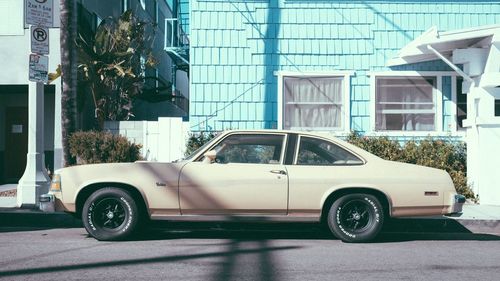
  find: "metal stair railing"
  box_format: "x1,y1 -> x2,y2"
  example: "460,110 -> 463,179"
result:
164,18 -> 189,66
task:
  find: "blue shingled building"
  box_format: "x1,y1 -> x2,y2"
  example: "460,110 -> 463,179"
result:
186,0 -> 500,204
187,0 -> 500,140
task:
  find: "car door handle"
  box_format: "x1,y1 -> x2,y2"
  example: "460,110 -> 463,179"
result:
270,170 -> 287,175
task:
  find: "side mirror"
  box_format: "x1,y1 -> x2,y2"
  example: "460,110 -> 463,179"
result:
202,150 -> 217,164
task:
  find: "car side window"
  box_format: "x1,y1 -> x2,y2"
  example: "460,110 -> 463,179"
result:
212,134 -> 285,164
296,136 -> 363,165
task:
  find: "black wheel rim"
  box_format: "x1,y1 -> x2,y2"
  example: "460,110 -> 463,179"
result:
92,198 -> 127,230
338,199 -> 373,233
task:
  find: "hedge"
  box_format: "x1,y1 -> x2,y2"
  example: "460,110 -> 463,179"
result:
69,131 -> 142,164
347,132 -> 473,199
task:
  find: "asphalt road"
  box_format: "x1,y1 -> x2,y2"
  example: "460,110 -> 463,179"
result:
0,225 -> 499,281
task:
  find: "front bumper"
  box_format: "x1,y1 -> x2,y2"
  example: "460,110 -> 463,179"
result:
39,193 -> 55,212
447,194 -> 466,215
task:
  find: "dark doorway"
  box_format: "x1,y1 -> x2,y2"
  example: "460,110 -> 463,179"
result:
4,107 -> 28,183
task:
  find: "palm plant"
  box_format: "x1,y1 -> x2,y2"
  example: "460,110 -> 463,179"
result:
76,10 -> 161,128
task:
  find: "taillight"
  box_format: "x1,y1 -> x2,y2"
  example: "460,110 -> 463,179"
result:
50,174 -> 61,192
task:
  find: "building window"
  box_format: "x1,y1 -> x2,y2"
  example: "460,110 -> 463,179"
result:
0,0 -> 24,36
281,75 -> 348,131
456,77 -> 467,129
495,99 -> 500,117
375,76 -> 436,131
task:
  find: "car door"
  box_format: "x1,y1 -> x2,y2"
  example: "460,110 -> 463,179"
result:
179,133 -> 288,215
286,135 -> 366,216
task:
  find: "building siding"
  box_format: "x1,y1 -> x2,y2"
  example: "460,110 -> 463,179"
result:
189,0 -> 500,134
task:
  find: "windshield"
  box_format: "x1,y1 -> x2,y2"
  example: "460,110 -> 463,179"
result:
184,137 -> 218,161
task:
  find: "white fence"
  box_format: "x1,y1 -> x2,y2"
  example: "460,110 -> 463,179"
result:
104,117 -> 190,162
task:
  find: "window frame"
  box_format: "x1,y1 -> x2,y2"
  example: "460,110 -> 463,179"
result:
368,71 -> 464,137
277,71 -> 354,134
293,135 -> 366,166
195,132 -> 289,165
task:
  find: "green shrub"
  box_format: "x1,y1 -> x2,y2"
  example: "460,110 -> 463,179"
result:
69,131 -> 142,164
346,132 -> 404,162
347,132 -> 474,199
185,131 -> 217,157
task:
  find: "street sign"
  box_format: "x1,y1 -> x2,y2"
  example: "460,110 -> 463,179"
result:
31,26 -> 49,55
25,0 -> 54,28
29,54 -> 49,83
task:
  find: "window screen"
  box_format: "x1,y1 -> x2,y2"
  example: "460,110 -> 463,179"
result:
375,76 -> 436,131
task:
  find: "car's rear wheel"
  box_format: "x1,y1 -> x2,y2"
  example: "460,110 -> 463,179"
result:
327,193 -> 384,243
82,188 -> 139,241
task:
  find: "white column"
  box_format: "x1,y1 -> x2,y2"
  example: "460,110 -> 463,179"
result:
465,83 -> 500,205
17,81 -> 51,208
53,77 -> 63,171
464,84 -> 480,197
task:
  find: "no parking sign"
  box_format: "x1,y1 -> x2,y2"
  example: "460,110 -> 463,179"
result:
31,26 -> 49,55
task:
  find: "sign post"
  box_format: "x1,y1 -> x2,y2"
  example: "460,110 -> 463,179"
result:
18,0 -> 53,208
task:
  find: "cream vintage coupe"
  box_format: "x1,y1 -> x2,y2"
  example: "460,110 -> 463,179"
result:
41,130 -> 465,242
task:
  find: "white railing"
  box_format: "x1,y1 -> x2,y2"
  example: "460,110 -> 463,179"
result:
164,18 -> 190,50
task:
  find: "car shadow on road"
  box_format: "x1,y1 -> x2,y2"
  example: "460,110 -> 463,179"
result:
375,232 -> 500,243
375,217 -> 500,243
135,221 -> 332,241
132,219 -> 500,242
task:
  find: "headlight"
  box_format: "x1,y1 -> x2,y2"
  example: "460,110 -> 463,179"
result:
50,174 -> 62,192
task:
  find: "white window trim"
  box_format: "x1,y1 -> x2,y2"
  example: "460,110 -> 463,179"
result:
451,75 -> 458,132
276,71 -> 354,134
368,71 -> 451,137
122,0 -> 129,13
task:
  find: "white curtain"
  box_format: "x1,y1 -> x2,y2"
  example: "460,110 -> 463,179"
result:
283,77 -> 343,129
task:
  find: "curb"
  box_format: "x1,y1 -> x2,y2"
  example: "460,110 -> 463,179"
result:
452,218 -> 500,235
0,208 -> 82,228
0,197 -> 17,208
383,217 -> 500,235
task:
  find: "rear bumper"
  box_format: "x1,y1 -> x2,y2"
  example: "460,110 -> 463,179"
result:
446,194 -> 466,215
39,193 -> 56,212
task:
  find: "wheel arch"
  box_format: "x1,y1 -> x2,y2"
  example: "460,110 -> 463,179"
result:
75,182 -> 150,220
320,187 -> 393,224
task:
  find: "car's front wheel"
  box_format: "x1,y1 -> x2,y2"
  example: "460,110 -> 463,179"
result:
327,193 -> 384,243
82,188 -> 139,241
